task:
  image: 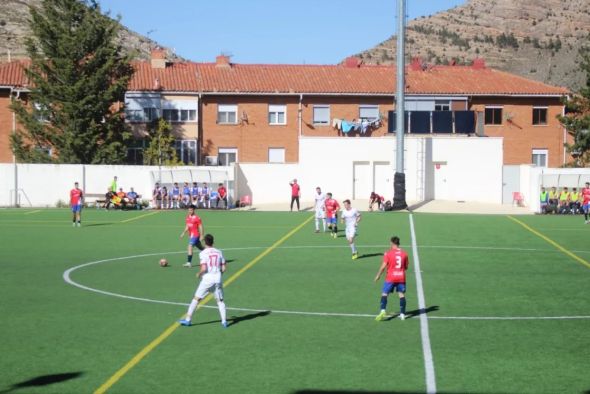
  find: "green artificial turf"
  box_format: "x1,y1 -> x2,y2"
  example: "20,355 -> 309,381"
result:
0,208 -> 588,393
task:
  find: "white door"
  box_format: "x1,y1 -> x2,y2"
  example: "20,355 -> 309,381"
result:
434,162 -> 449,200
502,165 -> 520,204
353,162 -> 371,200
373,162 -> 391,198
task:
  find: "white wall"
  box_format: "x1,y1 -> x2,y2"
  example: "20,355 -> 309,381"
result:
524,166 -> 590,213
0,136 -> 504,207
0,164 -> 233,207
236,135 -> 503,206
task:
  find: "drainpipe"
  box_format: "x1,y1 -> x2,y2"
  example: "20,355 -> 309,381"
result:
10,88 -> 20,207
298,94 -> 302,137
562,104 -> 566,166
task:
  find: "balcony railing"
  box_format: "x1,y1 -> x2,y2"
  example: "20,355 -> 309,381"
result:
388,110 -> 477,134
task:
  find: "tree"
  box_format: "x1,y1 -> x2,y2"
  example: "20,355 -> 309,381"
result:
10,0 -> 134,164
143,118 -> 183,166
558,49 -> 590,167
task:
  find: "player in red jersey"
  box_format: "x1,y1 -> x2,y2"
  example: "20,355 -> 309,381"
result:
69,182 -> 84,227
324,192 -> 340,238
374,236 -> 409,321
582,182 -> 590,224
289,179 -> 301,211
180,204 -> 204,267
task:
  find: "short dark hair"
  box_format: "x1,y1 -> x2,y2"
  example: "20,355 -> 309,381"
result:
343,199 -> 351,204
390,236 -> 400,246
327,192 -> 332,197
204,234 -> 214,246
189,204 -> 196,209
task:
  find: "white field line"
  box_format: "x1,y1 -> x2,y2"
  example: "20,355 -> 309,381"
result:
409,213 -> 437,394
63,247 -> 590,322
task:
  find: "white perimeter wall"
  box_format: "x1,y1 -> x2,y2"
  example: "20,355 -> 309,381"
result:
0,164 -> 233,207
236,136 -> 503,206
0,136 -> 503,207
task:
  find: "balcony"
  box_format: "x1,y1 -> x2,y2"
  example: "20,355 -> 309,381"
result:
388,110 -> 479,135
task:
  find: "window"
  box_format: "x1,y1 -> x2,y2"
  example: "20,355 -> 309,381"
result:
268,148 -> 285,163
218,148 -> 238,166
33,103 -> 49,122
359,105 -> 379,121
126,140 -> 146,165
268,104 -> 286,125
312,105 -> 330,125
434,100 -> 450,111
174,139 -> 197,165
532,107 -> 548,125
217,104 -> 238,124
532,149 -> 548,167
125,93 -> 161,123
485,107 -> 502,125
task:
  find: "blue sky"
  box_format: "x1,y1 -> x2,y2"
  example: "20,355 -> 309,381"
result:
99,0 -> 467,64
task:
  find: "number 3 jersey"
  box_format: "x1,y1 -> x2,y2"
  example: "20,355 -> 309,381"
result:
383,247 -> 409,283
199,247 -> 225,280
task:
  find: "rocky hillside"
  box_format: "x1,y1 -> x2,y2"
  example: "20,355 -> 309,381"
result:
0,0 -> 180,62
354,0 -> 590,91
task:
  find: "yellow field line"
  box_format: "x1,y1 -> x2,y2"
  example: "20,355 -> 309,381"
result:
508,216 -> 590,269
94,215 -> 313,394
23,210 -> 41,215
119,211 -> 160,223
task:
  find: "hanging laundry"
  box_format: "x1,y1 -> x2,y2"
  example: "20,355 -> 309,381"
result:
332,118 -> 342,131
341,121 -> 354,133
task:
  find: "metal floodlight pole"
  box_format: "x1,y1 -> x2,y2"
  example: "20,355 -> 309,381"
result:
393,0 -> 407,210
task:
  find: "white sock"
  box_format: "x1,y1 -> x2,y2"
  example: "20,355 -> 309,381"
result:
315,218 -> 320,231
350,243 -> 357,253
322,219 -> 326,231
218,300 -> 227,323
187,298 -> 199,320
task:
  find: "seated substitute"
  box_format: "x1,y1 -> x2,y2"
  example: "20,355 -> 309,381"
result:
369,192 -> 384,211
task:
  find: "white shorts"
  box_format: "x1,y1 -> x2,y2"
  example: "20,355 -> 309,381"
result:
345,226 -> 357,239
194,277 -> 224,301
315,208 -> 325,219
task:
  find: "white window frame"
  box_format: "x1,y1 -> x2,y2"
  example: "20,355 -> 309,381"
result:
532,106 -> 548,126
312,105 -> 330,125
485,106 -> 503,125
125,93 -> 161,123
268,104 -> 287,125
532,148 -> 548,167
161,100 -> 197,123
434,100 -> 450,111
268,148 -> 286,163
217,104 -> 238,124
359,105 -> 379,121
218,147 -> 238,165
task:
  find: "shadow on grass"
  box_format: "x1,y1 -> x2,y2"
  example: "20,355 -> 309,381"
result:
82,222 -> 115,227
0,372 -> 83,393
194,310 -> 271,327
294,390 -> 493,394
405,305 -> 440,319
356,253 -> 383,260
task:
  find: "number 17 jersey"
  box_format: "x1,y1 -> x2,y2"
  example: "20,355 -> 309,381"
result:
383,247 -> 409,283
199,247 -> 225,280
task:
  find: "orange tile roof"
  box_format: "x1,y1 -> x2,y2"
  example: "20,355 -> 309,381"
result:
1,59 -> 569,96
0,61 -> 30,87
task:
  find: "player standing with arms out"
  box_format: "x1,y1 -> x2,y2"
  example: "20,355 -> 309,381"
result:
324,193 -> 340,238
341,199 -> 361,259
374,236 -> 409,321
70,182 -> 83,227
179,234 -> 228,328
582,182 -> 590,224
314,187 -> 326,233
180,204 -> 204,267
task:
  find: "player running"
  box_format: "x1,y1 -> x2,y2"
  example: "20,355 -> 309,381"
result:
179,234 -> 228,328
324,192 -> 340,238
180,204 -> 204,267
314,187 -> 326,233
582,182 -> 590,224
341,199 -> 361,259
374,236 -> 409,321
70,182 -> 83,227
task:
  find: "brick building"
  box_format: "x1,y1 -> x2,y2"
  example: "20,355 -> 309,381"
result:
0,51 -> 570,167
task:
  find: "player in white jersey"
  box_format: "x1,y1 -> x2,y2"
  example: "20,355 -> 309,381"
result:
341,199 -> 361,260
314,187 -> 327,233
179,234 -> 228,328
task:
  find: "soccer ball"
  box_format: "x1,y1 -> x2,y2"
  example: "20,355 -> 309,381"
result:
159,258 -> 168,267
